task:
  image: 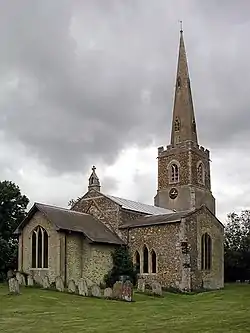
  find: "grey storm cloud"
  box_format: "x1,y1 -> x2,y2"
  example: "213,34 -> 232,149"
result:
0,0 -> 250,174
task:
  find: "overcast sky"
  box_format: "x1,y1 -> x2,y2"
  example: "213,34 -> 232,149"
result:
0,0 -> 249,223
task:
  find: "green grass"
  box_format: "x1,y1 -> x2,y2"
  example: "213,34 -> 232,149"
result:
0,284 -> 250,333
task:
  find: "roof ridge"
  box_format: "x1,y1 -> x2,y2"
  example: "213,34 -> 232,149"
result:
35,202 -> 89,216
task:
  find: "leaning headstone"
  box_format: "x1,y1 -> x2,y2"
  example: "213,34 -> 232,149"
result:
91,284 -> 101,298
122,280 -> 133,302
42,276 -> 50,289
104,287 -> 113,299
8,278 -> 20,295
68,280 -> 76,293
55,276 -> 64,292
113,281 -> 123,300
27,275 -> 34,287
137,279 -> 145,292
16,272 -> 26,286
78,278 -> 88,296
151,281 -> 162,296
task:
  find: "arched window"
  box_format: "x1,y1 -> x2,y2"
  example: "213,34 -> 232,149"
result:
177,77 -> 181,89
135,251 -> 140,273
31,226 -> 48,269
197,162 -> 205,185
174,117 -> 180,131
143,245 -> 149,273
151,250 -> 157,273
201,233 -> 212,270
170,163 -> 179,183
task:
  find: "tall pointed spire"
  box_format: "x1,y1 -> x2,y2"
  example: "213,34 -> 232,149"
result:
170,27 -> 198,146
88,166 -> 101,192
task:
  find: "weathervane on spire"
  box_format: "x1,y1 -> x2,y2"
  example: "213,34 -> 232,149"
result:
179,20 -> 183,33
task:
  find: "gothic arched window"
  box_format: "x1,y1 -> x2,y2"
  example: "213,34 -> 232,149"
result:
151,249 -> 157,273
135,251 -> 140,273
31,226 -> 48,269
174,117 -> 180,131
197,162 -> 205,185
170,163 -> 179,183
143,245 -> 149,273
201,233 -> 212,270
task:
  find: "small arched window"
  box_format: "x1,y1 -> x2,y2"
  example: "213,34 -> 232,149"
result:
143,245 -> 149,273
151,250 -> 157,273
174,118 -> 180,131
135,251 -> 140,273
31,226 -> 48,269
177,77 -> 181,89
201,233 -> 212,270
170,163 -> 179,183
197,162 -> 205,185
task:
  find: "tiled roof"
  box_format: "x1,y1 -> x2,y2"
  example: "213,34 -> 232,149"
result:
120,210 -> 192,228
15,203 -> 124,245
106,195 -> 174,215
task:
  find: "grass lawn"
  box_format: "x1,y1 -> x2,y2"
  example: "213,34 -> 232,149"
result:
0,284 -> 250,333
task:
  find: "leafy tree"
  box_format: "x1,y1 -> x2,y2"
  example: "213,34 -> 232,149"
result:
0,181 -> 29,281
104,246 -> 137,287
224,210 -> 250,282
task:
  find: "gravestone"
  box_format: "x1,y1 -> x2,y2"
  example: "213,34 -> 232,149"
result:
245,280 -> 249,284
236,280 -> 241,283
122,280 -> 133,302
7,269 -> 14,281
68,280 -> 76,293
8,278 -> 20,294
151,282 -> 162,296
16,272 -> 26,286
137,278 -> 145,292
113,281 -> 123,300
42,276 -> 50,289
55,276 -> 64,292
104,287 -> 113,299
78,278 -> 88,296
27,275 -> 34,287
91,284 -> 101,298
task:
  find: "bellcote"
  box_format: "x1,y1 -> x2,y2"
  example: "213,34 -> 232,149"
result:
88,166 -> 101,192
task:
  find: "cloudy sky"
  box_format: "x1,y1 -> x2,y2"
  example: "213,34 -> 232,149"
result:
0,0 -> 249,223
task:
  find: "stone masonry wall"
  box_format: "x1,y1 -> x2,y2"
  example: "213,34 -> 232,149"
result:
128,222 -> 182,288
20,211 -> 61,283
186,208 -> 224,290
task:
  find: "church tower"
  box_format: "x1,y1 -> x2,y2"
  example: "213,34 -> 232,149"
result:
154,28 -> 215,214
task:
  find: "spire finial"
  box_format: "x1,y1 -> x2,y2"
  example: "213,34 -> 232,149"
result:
88,165 -> 101,192
179,20 -> 183,33
92,165 -> 96,172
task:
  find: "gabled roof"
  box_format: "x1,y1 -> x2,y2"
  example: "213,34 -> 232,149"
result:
120,210 -> 191,229
106,194 -> 174,215
15,203 -> 124,245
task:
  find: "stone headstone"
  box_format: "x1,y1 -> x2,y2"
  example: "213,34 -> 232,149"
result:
27,275 -> 34,287
122,280 -> 133,302
55,276 -> 64,292
137,278 -> 145,292
68,280 -> 76,293
236,280 -> 241,283
113,281 -> 123,300
151,281 -> 162,296
7,269 -> 14,280
8,278 -> 20,294
245,280 -> 249,284
78,278 -> 88,296
91,284 -> 101,298
104,287 -> 113,299
42,276 -> 50,289
16,272 -> 26,286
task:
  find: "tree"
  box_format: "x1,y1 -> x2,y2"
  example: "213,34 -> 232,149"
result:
104,246 -> 137,287
0,181 -> 29,281
224,210 -> 250,282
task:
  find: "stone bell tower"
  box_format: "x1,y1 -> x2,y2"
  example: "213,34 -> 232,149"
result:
154,29 -> 215,214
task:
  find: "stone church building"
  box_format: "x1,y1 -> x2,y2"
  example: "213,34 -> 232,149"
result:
16,30 -> 224,291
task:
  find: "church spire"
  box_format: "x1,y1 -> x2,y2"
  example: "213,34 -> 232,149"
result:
170,27 -> 198,146
88,166 -> 101,192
